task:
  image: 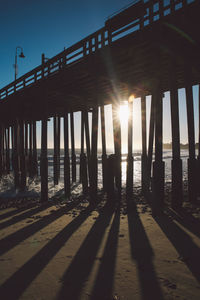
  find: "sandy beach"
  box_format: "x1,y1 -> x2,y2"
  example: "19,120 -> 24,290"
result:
0,188 -> 200,300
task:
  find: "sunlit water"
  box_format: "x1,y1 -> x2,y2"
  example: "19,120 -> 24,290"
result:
0,149 -> 190,199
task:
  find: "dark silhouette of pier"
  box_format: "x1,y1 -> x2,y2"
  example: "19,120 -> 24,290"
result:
0,0 -> 200,215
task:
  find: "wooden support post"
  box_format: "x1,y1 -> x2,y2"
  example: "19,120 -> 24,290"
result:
100,105 -> 107,191
107,154 -> 115,199
1,126 -> 5,174
80,111 -> 84,183
58,116 -> 61,179
141,95 -> 148,193
11,126 -> 14,172
126,100 -> 133,194
29,121 -> 33,177
53,116 -> 59,185
147,95 -> 155,191
0,124 -> 3,178
170,63 -> 183,209
152,84 -> 165,216
84,110 -> 91,185
32,121 -> 38,177
13,120 -> 20,189
80,111 -> 89,195
64,114 -> 70,197
24,121 -> 29,173
198,84 -> 200,195
185,83 -> 197,203
40,118 -> 48,202
5,127 -> 10,174
70,112 -> 76,182
19,120 -> 26,190
90,107 -> 98,198
112,103 -> 121,196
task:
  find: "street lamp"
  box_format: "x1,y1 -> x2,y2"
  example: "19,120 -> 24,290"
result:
14,46 -> 25,81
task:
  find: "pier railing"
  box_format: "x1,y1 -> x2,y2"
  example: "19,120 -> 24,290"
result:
0,0 -> 195,100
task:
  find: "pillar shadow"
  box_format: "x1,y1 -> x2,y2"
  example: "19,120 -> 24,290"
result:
0,202 -> 97,300
154,212 -> 200,282
0,198 -> 82,256
0,207 -> 27,221
166,207 -> 200,239
0,200 -> 65,231
127,195 -> 164,300
90,205 -> 120,300
57,200 -> 117,300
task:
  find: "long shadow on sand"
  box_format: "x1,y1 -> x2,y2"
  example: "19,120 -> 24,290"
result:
0,207 -> 33,221
166,207 -> 200,239
0,201 -> 97,300
0,200 -> 64,231
155,212 -> 200,282
90,204 -> 120,299
127,195 -> 164,300
0,198 -> 82,256
57,199 -> 118,300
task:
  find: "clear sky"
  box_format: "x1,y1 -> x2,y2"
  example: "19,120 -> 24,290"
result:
0,0 -> 199,151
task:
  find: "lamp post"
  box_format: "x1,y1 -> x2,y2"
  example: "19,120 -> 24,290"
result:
14,46 -> 25,81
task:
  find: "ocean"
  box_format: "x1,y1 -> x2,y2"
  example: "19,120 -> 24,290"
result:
0,149 -> 190,200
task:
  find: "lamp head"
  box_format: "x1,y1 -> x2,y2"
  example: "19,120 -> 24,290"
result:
19,51 -> 25,58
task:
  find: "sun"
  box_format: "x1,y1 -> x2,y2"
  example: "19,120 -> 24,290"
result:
118,103 -> 129,125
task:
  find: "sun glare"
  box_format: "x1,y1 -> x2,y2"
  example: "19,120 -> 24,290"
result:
118,103 -> 129,125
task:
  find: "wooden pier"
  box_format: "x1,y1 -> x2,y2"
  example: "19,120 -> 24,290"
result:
0,0 -> 199,215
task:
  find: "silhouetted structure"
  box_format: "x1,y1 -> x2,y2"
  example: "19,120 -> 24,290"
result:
0,0 -> 199,215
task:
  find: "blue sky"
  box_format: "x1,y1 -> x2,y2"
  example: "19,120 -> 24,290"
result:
0,0 -> 199,151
